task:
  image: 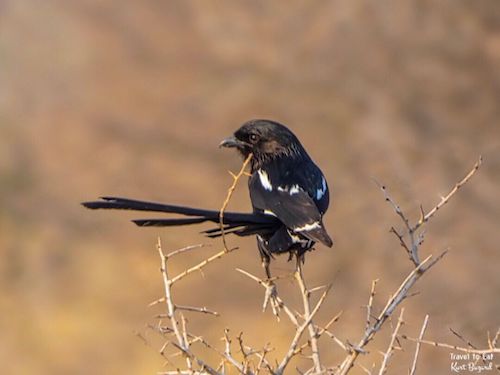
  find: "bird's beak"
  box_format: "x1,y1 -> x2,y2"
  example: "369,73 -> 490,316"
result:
219,136 -> 241,148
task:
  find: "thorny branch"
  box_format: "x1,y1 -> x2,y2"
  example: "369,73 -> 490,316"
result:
365,279 -> 378,332
156,237 -> 219,375
409,314 -> 429,375
152,156 -> 257,374
236,266 -> 336,375
400,332 -> 500,355
236,268 -> 299,326
336,253 -> 446,375
143,157 -> 494,375
219,153 -> 253,251
295,261 -> 324,374
275,286 -> 329,374
376,157 -> 482,266
336,157 -> 483,374
377,308 -> 405,375
412,157 -> 482,234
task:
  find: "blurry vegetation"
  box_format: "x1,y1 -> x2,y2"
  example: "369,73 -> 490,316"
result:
0,1 -> 499,374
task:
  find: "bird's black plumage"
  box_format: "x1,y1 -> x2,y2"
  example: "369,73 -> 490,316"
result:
82,119 -> 332,267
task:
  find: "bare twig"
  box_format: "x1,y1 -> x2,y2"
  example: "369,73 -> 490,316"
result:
255,343 -> 274,375
157,238 -> 187,349
175,305 -> 220,316
296,311 -> 346,355
276,285 -> 331,374
171,342 -> 220,375
337,252 -> 447,375
359,363 -> 375,375
154,313 -> 254,374
237,332 -> 251,371
412,157 -> 482,233
378,308 -> 405,375
166,244 -> 206,258
389,227 -> 411,260
366,279 -> 379,332
399,335 -> 500,355
375,157 -> 481,266
223,328 -> 247,374
157,238 -> 222,374
219,153 -> 253,251
409,314 -> 429,375
449,327 -> 479,350
180,313 -> 193,371
295,261 -> 323,373
236,268 -> 299,326
171,246 -> 239,285
381,250 -> 447,319
375,180 -> 420,265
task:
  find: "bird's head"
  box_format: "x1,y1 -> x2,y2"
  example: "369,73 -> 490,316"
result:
220,119 -> 305,168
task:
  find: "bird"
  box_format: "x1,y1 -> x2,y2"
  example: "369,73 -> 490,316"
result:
82,119 -> 333,278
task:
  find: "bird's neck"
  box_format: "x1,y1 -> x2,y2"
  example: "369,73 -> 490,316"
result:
250,149 -> 308,173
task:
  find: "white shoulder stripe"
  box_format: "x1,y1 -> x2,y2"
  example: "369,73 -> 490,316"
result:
258,169 -> 273,191
294,221 -> 321,232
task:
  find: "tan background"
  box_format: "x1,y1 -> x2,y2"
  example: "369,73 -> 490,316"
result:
1,1 -> 499,374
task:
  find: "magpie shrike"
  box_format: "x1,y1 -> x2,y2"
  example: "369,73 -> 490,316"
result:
83,119 -> 332,276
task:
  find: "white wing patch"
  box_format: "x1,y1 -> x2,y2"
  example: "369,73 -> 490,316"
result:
277,184 -> 300,195
316,177 -> 327,200
288,231 -> 303,243
294,221 -> 321,232
288,229 -> 314,248
258,169 -> 273,191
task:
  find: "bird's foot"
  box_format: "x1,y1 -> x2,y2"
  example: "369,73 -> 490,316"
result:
262,279 -> 281,320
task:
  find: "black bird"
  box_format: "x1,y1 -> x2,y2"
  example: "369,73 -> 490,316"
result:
82,119 -> 333,277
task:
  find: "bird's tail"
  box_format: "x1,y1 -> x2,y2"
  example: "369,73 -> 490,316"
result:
81,197 -> 278,238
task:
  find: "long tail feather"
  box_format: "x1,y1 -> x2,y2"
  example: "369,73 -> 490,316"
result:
133,217 -> 209,227
83,197 -> 224,218
82,197 -> 275,225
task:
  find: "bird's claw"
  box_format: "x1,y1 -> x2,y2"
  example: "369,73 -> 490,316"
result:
262,280 -> 281,320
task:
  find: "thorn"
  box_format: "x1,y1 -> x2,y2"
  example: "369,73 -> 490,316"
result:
419,204 -> 425,224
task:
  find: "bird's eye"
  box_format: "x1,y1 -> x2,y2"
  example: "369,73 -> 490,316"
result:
249,133 -> 259,143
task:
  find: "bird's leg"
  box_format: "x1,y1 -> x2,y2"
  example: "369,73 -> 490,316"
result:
295,251 -> 305,269
256,238 -> 282,317
263,255 -> 272,280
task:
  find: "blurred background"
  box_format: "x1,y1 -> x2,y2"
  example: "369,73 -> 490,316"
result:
1,1 -> 499,374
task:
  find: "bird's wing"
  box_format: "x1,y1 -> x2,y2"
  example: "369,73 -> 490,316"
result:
249,173 -> 333,247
